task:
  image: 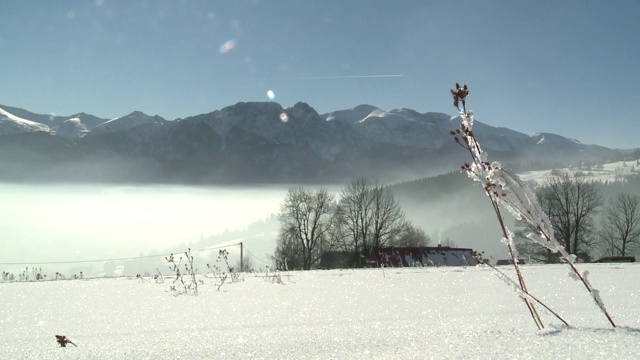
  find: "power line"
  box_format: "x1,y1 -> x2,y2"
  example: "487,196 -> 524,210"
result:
242,246 -> 270,264
0,253 -> 172,266
0,243 -> 242,266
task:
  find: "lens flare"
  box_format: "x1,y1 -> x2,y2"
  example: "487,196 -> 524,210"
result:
267,90 -> 275,100
279,113 -> 288,123
219,39 -> 236,54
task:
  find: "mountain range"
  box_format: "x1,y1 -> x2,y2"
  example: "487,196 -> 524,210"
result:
0,102 -> 628,184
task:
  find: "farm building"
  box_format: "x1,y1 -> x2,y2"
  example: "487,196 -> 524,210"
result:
495,259 -> 527,266
375,245 -> 480,267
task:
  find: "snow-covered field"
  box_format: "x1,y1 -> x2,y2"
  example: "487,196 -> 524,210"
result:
519,160 -> 639,185
1,264 -> 639,359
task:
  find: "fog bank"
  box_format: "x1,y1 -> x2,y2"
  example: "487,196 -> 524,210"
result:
0,184 -> 288,273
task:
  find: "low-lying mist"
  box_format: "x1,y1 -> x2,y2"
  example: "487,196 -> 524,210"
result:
391,172 -> 515,261
400,197 -> 512,261
1,177 -> 519,278
0,183 -> 288,275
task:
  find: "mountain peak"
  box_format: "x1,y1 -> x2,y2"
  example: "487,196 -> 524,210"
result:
0,106 -> 50,135
323,104 -> 383,123
92,111 -> 166,134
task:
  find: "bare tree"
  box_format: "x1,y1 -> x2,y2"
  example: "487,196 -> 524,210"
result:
532,172 -> 602,261
273,224 -> 304,269
334,178 -> 407,265
599,193 -> 640,257
369,184 -> 406,249
277,187 -> 335,270
514,219 -> 559,263
334,178 -> 373,266
391,223 -> 432,247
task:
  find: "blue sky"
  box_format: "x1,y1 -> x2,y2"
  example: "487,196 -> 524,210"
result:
1,0 -> 639,149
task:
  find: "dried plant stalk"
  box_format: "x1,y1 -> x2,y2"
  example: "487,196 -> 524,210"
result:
449,83 -> 615,328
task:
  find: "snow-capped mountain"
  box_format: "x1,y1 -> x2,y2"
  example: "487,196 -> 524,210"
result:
325,106 -> 449,149
92,111 -> 167,134
0,102 -> 630,184
0,107 -> 50,135
55,117 -> 89,139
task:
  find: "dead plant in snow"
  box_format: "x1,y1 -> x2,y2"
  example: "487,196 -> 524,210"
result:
165,248 -> 198,295
449,83 -> 615,328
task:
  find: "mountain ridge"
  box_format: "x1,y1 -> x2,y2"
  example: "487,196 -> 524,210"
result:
0,102 -> 632,184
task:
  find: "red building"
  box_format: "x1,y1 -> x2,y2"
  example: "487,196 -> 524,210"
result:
375,245 -> 480,267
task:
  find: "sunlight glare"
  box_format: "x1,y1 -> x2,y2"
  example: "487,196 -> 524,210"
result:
267,90 -> 275,100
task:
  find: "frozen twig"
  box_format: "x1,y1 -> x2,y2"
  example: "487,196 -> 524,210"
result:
449,83 -> 544,329
449,83 -> 615,328
473,253 -> 570,327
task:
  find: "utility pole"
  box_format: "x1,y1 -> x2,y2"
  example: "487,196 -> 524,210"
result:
240,242 -> 243,272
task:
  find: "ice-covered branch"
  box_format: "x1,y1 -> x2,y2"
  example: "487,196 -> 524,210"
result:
448,83 -> 616,328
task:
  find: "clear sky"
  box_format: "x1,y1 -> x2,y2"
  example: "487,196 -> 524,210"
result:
1,0 -> 639,149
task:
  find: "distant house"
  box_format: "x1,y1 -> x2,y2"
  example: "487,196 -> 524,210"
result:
593,256 -> 635,263
375,245 -> 480,267
495,259 -> 526,266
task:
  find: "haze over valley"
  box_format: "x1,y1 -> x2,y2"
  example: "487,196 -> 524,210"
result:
1,100 -> 640,275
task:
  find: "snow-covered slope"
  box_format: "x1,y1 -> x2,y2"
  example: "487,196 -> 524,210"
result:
519,160 -> 640,185
0,106 -> 50,135
54,117 -> 89,139
325,106 -> 453,149
323,104 -> 382,123
530,132 -> 582,147
91,111 -> 166,134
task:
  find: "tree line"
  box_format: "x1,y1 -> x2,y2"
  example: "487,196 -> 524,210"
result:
274,178 -> 431,270
274,171 -> 640,269
515,172 -> 640,263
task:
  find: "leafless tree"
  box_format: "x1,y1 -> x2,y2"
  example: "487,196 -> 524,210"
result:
531,172 -> 602,261
599,193 -> 640,257
514,219 -> 559,263
276,187 -> 335,270
334,178 -> 407,265
391,223 -> 432,247
333,178 -> 372,266
369,184 -> 406,249
273,224 -> 304,269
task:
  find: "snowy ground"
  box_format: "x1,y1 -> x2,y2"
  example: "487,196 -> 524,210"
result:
1,264 -> 639,359
519,160 -> 639,185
